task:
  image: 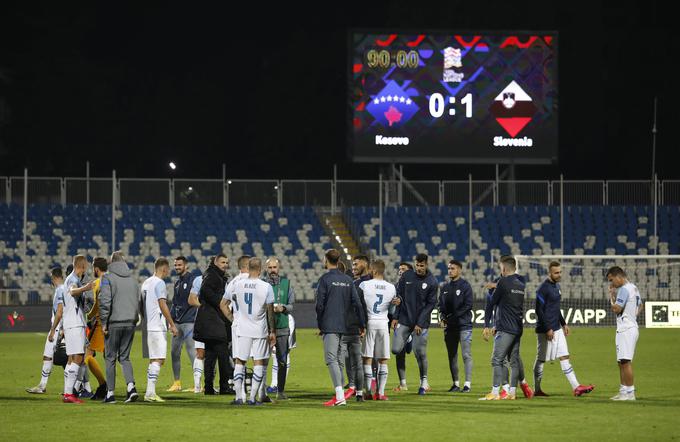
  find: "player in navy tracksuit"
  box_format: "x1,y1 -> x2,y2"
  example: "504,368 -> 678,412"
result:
438,259 -> 473,392
391,254 -> 438,395
533,261 -> 594,397
480,256 -> 533,400
315,249 -> 365,406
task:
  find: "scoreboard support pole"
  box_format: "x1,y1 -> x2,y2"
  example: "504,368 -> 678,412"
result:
379,173 -> 383,258
468,174 -> 472,271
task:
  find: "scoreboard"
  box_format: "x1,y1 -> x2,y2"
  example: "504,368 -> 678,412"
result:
349,32 -> 558,164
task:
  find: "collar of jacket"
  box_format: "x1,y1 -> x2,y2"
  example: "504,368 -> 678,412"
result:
207,263 -> 227,280
414,269 -> 432,279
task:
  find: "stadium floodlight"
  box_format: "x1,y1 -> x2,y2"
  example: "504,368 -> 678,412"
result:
169,162 -> 177,170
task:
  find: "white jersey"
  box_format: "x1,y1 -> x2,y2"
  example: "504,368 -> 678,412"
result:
223,272 -> 249,301
615,281 -> 641,332
142,275 -> 168,332
359,278 -> 397,328
190,275 -> 202,296
224,272 -> 250,328
51,285 -> 65,332
229,277 -> 274,338
61,272 -> 86,329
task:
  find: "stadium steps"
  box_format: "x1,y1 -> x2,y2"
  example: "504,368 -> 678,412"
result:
319,213 -> 361,258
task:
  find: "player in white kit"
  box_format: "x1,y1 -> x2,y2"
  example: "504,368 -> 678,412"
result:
142,258 -> 178,403
26,267 -> 66,394
220,255 -> 250,396
224,258 -> 276,406
358,259 -> 398,401
607,266 -> 643,401
188,272 -> 205,393
62,255 -> 94,404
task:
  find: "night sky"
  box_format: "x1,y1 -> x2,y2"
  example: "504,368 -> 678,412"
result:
0,2 -> 675,181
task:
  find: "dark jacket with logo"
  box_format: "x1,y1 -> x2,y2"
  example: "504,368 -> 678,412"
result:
486,273 -> 526,336
394,269 -> 438,329
535,278 -> 566,333
316,268 -> 365,334
345,274 -> 371,335
172,272 -> 197,324
193,263 -> 230,343
439,277 -> 473,330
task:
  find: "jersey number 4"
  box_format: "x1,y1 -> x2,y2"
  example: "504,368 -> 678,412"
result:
372,294 -> 383,314
244,293 -> 253,315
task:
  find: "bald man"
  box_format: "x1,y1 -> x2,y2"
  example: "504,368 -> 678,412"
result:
264,257 -> 295,400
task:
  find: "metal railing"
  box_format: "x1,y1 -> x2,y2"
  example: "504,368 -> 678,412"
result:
1,173 -> 672,209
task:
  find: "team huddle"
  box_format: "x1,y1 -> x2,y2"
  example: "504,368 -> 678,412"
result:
27,249 -> 643,405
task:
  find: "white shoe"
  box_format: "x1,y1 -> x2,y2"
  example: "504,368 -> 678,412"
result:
611,392 -> 633,401
26,385 -> 46,394
610,392 -> 625,400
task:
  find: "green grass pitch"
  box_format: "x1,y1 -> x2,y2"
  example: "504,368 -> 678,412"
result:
1,327 -> 678,441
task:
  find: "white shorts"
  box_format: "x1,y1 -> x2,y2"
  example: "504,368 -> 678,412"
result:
64,327 -> 86,356
616,327 -> 639,362
43,329 -> 60,358
233,336 -> 270,361
148,330 -> 168,360
194,339 -> 205,350
537,328 -> 570,361
362,327 -> 390,359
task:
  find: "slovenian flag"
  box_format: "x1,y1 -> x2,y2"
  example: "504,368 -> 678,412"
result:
489,81 -> 537,137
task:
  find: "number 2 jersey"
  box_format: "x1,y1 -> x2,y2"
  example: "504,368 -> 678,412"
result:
359,278 -> 396,330
228,277 -> 274,338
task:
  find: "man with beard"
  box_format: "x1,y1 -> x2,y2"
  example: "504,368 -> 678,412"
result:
391,254 -> 438,395
263,257 -> 295,400
194,254 -> 232,395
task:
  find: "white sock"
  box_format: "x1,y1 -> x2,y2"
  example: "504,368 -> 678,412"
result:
491,385 -> 500,395
420,376 -> 429,389
464,381 -> 471,388
64,363 -> 78,395
378,364 -> 388,396
40,360 -> 53,388
106,390 -> 114,398
509,387 -> 517,396
259,362 -> 269,400
454,380 -> 460,387
363,365 -> 373,394
127,382 -> 135,393
620,384 -> 626,393
83,381 -> 92,393
146,362 -> 160,397
626,385 -> 635,395
233,364 -> 246,401
270,360 -> 279,388
250,365 -> 264,403
502,383 -> 510,393
193,358 -> 204,390
335,385 -> 344,402
400,379 -> 407,386
560,359 -> 580,389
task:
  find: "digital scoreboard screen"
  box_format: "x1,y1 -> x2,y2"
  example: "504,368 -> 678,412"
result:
349,32 -> 558,164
